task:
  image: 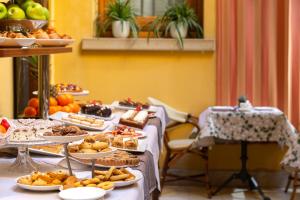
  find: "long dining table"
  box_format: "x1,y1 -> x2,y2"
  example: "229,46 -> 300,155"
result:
0,105 -> 168,200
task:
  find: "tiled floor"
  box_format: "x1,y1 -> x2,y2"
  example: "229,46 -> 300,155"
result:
159,180 -> 299,200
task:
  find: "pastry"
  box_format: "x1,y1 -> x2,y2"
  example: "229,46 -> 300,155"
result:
17,171 -> 70,186
43,125 -> 88,136
124,138 -> 138,150
119,98 -> 149,109
68,135 -> 111,154
111,136 -> 124,148
62,114 -> 104,128
119,110 -> 149,129
106,125 -> 142,137
81,103 -> 112,118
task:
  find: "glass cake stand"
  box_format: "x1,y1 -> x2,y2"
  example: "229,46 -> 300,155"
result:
4,140 -> 60,173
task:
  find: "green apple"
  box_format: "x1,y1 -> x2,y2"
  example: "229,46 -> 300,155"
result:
42,7 -> 49,20
0,3 -> 7,19
7,6 -> 26,20
26,2 -> 46,20
21,0 -> 34,11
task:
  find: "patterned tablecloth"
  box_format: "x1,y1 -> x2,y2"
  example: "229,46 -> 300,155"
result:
191,107 -> 300,170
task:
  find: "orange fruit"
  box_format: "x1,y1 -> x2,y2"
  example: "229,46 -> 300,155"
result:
56,106 -> 62,112
0,125 -> 6,134
49,97 -> 58,106
57,95 -> 68,106
65,94 -> 74,104
28,98 -> 39,109
72,103 -> 81,113
67,103 -> 75,112
49,106 -> 57,115
24,106 -> 37,117
62,106 -> 72,113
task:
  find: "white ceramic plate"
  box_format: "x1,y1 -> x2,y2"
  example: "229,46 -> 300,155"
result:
79,112 -> 115,121
42,134 -> 87,143
59,187 -> 106,200
35,39 -> 75,47
0,38 -> 35,47
16,176 -> 60,191
33,90 -> 89,96
59,184 -> 114,193
49,112 -> 109,131
111,101 -> 157,112
69,147 -> 117,159
113,168 -> 142,187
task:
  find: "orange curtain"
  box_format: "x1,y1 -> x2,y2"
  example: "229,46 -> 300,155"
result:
289,0 -> 300,129
216,0 -> 300,128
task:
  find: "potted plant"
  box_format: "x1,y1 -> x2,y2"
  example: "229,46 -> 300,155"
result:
148,2 -> 203,48
103,0 -> 139,38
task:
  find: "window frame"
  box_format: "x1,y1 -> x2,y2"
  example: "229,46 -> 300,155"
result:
98,0 -> 203,37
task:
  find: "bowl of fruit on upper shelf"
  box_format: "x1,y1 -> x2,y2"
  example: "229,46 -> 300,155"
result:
0,0 -> 49,32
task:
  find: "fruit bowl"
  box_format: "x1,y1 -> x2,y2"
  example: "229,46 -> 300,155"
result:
0,19 -> 48,32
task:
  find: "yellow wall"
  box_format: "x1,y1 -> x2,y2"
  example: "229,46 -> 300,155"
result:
52,0 -> 286,171
0,58 -> 13,118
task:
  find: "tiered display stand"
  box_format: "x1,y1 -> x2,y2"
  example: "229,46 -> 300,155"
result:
0,47 -> 72,173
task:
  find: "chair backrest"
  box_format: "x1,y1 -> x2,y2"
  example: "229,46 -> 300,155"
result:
147,97 -> 188,123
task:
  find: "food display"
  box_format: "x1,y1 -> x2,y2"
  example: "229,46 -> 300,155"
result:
0,1 -> 49,20
9,127 -> 43,142
32,28 -> 72,40
119,110 -> 149,129
23,95 -> 80,117
31,144 -> 63,155
0,31 -> 34,38
17,171 -> 69,187
105,125 -> 143,138
62,176 -> 114,191
62,114 -> 105,128
81,103 -> 112,118
111,136 -> 138,150
68,136 -> 113,159
43,126 -> 87,137
54,83 -> 82,93
62,166 -> 136,190
119,98 -> 149,109
95,150 -> 140,167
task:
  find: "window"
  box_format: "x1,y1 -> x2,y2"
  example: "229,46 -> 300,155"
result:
97,0 -> 203,37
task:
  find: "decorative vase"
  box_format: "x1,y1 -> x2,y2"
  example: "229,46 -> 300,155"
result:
112,20 -> 130,38
170,22 -> 188,39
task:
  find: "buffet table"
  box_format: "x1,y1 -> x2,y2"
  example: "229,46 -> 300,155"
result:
0,106 -> 167,200
192,106 -> 299,200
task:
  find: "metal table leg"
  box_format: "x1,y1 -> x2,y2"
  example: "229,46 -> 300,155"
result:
212,142 -> 271,200
38,55 -> 50,120
63,143 -> 73,176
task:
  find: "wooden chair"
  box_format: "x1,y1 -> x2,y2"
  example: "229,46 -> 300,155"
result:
285,170 -> 300,200
147,97 -> 211,198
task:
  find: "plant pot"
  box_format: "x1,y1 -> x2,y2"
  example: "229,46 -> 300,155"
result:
170,22 -> 188,39
112,21 -> 130,38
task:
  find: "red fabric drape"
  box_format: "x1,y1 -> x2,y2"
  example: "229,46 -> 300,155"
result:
216,0 -> 300,129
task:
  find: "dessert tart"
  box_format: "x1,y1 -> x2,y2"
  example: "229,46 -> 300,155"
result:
81,103 -> 112,118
